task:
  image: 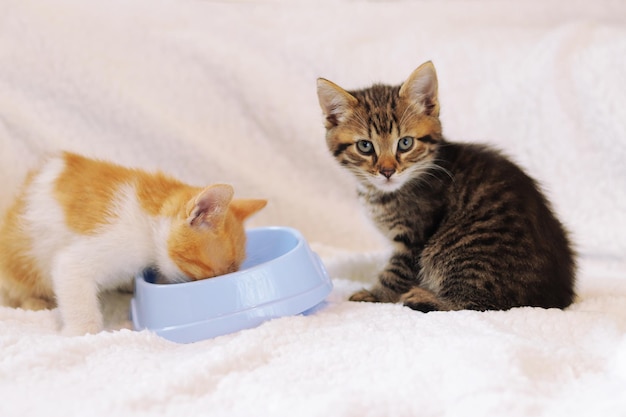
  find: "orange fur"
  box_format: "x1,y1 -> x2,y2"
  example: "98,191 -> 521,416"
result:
0,152 -> 267,334
0,180 -> 55,309
167,196 -> 268,280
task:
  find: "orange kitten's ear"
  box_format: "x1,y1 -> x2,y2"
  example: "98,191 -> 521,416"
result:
399,61 -> 440,117
229,199 -> 267,222
187,184 -> 234,229
317,78 -> 358,128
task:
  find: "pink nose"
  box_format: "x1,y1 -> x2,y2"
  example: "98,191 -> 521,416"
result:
380,168 -> 395,179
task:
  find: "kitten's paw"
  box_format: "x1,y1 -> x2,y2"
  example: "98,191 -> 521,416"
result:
400,287 -> 445,312
62,321 -> 102,337
21,297 -> 55,311
349,289 -> 379,303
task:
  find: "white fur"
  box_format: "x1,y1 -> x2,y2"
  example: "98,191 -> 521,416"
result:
363,159 -> 434,193
367,169 -> 412,193
23,156 -> 186,335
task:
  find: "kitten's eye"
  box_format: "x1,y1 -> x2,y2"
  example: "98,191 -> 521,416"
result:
356,140 -> 374,155
397,136 -> 414,152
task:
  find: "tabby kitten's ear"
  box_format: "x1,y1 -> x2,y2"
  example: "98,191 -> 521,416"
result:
316,78 -> 358,128
187,184 -> 234,229
399,61 -> 440,117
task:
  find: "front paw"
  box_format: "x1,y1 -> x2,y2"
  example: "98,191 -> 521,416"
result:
349,289 -> 379,302
62,321 -> 102,337
21,297 -> 55,311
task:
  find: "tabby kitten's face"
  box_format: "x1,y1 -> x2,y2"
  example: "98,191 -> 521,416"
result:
317,61 -> 443,193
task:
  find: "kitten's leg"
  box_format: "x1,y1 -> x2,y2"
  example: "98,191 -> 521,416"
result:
51,252 -> 103,336
349,251 -> 416,303
20,297 -> 55,311
0,284 -> 55,310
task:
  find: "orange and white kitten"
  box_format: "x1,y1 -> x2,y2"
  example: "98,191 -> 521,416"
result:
0,152 -> 267,336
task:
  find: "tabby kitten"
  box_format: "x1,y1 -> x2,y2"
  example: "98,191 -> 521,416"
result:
317,61 -> 575,312
0,152 -> 267,335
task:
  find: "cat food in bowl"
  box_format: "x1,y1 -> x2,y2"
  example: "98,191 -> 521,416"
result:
130,227 -> 332,343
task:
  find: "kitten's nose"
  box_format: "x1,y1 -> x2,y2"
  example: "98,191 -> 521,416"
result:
380,168 -> 396,179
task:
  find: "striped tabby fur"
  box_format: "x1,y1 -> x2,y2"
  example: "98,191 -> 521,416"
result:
317,61 -> 575,312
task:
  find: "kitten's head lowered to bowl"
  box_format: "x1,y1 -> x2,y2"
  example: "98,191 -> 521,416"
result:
131,227 -> 332,343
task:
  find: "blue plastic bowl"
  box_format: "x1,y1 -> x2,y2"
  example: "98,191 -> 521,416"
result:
130,227 -> 332,343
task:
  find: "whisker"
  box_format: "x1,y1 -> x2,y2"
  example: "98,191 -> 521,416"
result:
429,160 -> 455,183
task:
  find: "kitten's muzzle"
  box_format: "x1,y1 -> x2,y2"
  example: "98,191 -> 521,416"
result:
380,168 -> 396,179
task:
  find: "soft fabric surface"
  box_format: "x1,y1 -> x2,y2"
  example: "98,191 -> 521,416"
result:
1,1 -> 625,416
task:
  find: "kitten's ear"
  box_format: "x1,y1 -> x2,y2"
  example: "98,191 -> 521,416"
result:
317,78 -> 358,128
187,184 -> 234,229
399,61 -> 440,117
229,199 -> 267,222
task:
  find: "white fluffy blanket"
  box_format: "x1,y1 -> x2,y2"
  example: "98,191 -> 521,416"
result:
1,1 -> 626,416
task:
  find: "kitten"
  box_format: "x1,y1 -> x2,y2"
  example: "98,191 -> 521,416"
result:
0,152 -> 267,335
317,61 -> 575,312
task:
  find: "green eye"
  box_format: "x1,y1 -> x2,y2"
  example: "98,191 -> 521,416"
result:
398,136 -> 414,152
356,140 -> 374,155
